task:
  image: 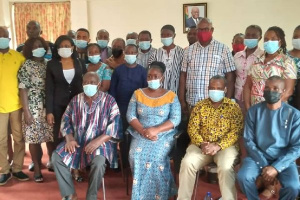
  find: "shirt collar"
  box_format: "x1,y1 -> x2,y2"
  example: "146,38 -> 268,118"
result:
235,47 -> 263,59
138,47 -> 153,54
196,38 -> 215,48
202,97 -> 232,107
258,52 -> 285,63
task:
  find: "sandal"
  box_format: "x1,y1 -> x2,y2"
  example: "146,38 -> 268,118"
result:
72,170 -> 83,182
259,185 -> 276,200
34,174 -> 44,183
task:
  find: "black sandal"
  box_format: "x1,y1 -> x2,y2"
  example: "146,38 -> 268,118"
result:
72,173 -> 83,182
34,174 -> 43,183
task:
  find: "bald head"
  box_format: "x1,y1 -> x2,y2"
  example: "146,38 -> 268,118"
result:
0,26 -> 9,38
96,29 -> 110,41
126,32 -> 138,40
83,72 -> 100,85
26,20 -> 41,38
67,30 -> 76,39
112,38 -> 125,50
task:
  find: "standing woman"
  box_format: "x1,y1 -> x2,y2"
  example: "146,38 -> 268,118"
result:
287,25 -> 300,109
86,43 -> 112,92
18,37 -> 53,182
244,26 -> 297,110
148,25 -> 184,94
46,35 -> 86,175
127,62 -> 181,200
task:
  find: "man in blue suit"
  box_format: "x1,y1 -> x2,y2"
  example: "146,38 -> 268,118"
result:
185,7 -> 203,28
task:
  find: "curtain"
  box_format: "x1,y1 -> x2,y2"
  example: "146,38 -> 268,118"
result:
14,2 -> 71,45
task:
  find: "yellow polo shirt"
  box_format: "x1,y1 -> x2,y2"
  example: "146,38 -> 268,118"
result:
0,49 -> 25,113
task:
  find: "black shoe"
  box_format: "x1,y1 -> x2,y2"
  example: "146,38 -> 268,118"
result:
12,171 -> 29,181
0,173 -> 12,186
28,162 -> 34,172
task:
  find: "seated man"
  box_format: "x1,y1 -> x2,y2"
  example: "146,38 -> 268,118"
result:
52,72 -> 122,200
237,76 -> 300,200
178,75 -> 244,200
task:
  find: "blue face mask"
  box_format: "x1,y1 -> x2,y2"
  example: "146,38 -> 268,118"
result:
126,39 -> 137,45
76,40 -> 88,49
125,55 -> 137,65
32,48 -> 46,58
139,41 -> 151,51
0,37 -> 10,49
161,37 -> 173,47
244,39 -> 258,49
88,55 -> 101,64
97,40 -> 108,49
83,84 -> 98,97
264,40 -> 280,54
44,54 -> 52,60
148,79 -> 161,90
208,90 -> 225,102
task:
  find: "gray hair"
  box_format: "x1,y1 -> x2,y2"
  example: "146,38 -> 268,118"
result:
198,17 -> 213,25
209,75 -> 227,86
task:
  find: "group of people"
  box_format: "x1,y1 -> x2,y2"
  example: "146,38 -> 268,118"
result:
0,17 -> 300,200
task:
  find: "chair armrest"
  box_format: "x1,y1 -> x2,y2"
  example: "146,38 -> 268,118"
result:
173,130 -> 184,139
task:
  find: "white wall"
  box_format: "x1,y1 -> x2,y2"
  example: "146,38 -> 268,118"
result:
0,0 -> 299,50
85,0 -> 300,50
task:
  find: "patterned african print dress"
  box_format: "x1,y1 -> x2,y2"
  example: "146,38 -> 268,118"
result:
126,89 -> 181,200
18,59 -> 53,144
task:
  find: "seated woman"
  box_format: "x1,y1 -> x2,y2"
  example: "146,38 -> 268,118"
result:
86,43 -> 112,92
126,61 -> 181,200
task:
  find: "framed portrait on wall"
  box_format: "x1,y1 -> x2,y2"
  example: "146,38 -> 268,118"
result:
183,3 -> 207,33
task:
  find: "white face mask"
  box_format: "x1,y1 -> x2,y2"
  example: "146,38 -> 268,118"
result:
292,39 -> 300,50
58,48 -> 73,58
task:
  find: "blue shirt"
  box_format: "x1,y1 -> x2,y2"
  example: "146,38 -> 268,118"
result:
109,63 -> 147,115
244,102 -> 300,173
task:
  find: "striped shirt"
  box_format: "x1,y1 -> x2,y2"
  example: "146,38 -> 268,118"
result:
56,92 -> 122,169
137,47 -> 156,68
148,46 -> 184,94
182,40 -> 236,106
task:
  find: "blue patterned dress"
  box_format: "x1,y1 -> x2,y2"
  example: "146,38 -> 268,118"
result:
126,89 -> 181,200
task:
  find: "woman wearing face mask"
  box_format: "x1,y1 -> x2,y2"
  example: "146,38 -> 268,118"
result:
231,33 -> 245,56
234,25 -> 264,116
126,61 -> 181,200
243,26 -> 297,199
148,25 -> 184,94
46,35 -> 86,181
244,26 -> 297,111
86,43 -> 112,92
287,25 -> 300,109
18,37 -> 53,182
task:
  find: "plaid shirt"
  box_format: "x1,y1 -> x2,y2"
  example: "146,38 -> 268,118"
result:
182,39 -> 236,106
137,47 -> 156,68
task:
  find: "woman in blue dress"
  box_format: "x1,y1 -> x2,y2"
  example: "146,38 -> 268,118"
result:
126,61 -> 181,200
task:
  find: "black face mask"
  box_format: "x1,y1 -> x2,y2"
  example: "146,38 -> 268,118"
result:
263,90 -> 281,104
112,48 -> 123,58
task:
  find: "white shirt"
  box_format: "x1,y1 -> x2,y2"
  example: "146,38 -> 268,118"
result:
63,68 -> 75,84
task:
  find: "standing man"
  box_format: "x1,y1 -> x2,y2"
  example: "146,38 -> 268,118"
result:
0,26 -> 29,185
136,30 -> 156,68
75,28 -> 90,64
186,26 -> 198,46
179,18 -> 236,116
126,32 -> 138,45
96,29 -> 112,63
178,75 -> 244,200
185,7 -> 203,28
106,38 -> 126,69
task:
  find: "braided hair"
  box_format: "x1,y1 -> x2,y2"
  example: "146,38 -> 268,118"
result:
267,26 -> 287,54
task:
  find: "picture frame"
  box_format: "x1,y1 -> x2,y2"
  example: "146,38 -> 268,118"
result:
183,3 -> 207,33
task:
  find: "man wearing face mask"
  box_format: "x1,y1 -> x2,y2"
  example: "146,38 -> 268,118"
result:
106,38 -> 126,69
75,28 -> 90,64
238,76 -> 300,200
96,29 -> 112,63
17,20 -> 54,60
148,24 -> 184,94
109,44 -> 147,167
52,72 -> 122,200
178,75 -> 243,200
136,30 -> 156,68
0,26 -> 29,185
179,18 -> 236,117
126,32 -> 138,46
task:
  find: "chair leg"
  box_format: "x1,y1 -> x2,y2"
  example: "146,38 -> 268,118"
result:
193,171 -> 200,200
117,149 -> 125,182
102,177 -> 106,200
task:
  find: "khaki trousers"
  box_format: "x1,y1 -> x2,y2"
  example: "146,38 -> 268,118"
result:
0,109 -> 25,174
178,144 -> 238,200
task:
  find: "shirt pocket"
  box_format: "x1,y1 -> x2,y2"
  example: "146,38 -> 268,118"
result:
210,55 -> 222,72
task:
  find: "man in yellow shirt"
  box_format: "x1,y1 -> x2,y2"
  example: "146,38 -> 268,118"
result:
178,75 -> 244,200
0,26 -> 29,185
